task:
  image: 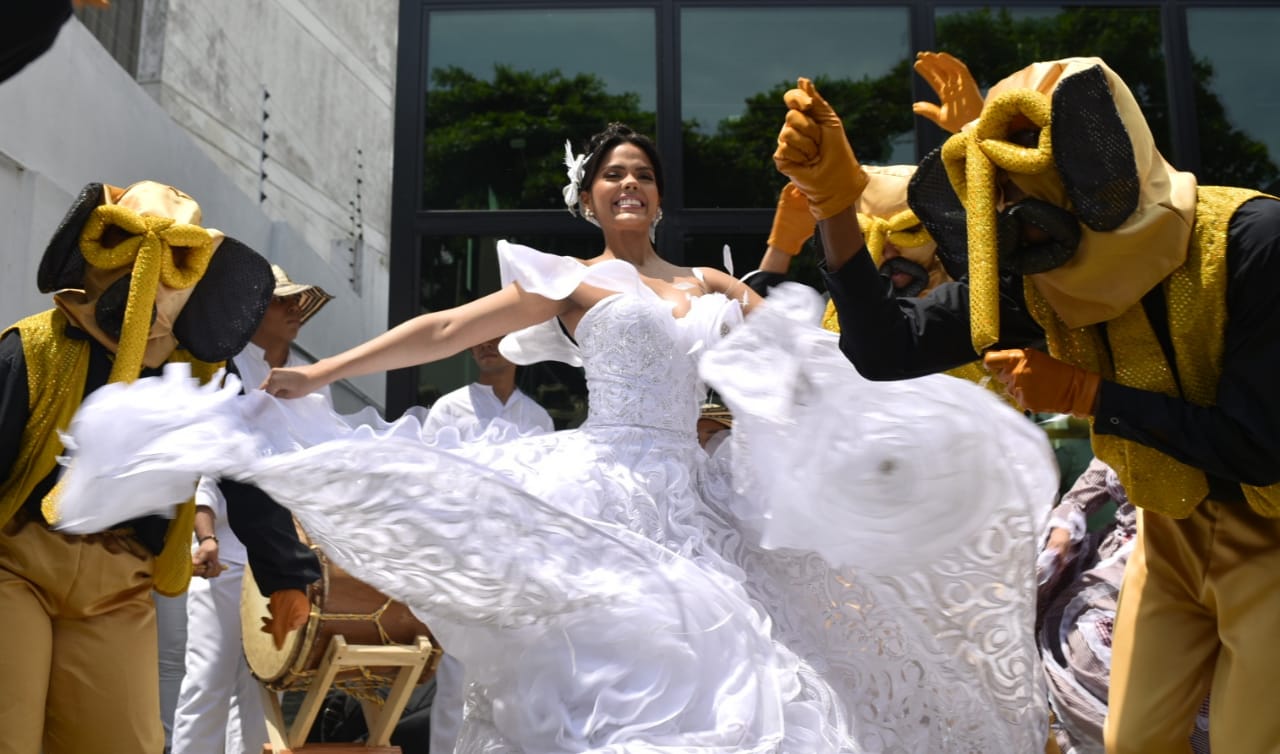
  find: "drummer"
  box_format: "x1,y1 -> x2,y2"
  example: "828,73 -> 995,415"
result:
170,264 -> 335,754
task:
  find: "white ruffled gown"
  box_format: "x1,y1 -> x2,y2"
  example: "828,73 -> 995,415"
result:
56,241 -> 1056,753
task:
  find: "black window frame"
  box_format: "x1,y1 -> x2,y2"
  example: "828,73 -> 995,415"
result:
388,0 -> 1267,415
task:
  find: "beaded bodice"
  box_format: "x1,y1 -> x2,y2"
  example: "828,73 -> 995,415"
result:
575,292 -> 739,434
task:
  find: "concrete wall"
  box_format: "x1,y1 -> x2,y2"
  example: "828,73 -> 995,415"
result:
150,0 -> 396,283
0,13 -> 395,412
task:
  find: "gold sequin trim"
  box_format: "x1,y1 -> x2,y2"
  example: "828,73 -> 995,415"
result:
1027,187 -> 1280,517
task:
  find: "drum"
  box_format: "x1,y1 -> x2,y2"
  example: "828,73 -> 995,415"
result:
241,548 -> 441,694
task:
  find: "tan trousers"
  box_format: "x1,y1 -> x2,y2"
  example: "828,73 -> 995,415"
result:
1105,500 -> 1280,753
0,519 -> 163,754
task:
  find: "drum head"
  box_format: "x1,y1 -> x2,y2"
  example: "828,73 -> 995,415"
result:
240,561 -> 317,687
240,550 -> 442,693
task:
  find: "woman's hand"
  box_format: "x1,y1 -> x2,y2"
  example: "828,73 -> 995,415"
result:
261,363 -> 329,399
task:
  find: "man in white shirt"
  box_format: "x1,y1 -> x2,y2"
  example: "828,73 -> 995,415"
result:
422,336 -> 555,439
423,336 -> 553,753
171,265 -> 333,754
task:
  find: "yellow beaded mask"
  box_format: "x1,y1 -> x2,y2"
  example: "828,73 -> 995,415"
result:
39,181 -> 275,382
917,58 -> 1197,353
858,165 -> 947,296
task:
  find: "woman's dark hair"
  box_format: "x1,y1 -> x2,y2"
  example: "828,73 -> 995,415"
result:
577,122 -> 664,198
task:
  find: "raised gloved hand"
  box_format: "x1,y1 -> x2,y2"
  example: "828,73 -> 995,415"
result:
912,51 -> 983,134
261,588 -> 310,649
773,78 -> 868,220
983,348 -> 1101,417
767,183 -> 818,256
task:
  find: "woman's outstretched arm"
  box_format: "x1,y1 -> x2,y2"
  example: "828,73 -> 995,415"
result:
697,267 -> 765,315
263,282 -> 571,398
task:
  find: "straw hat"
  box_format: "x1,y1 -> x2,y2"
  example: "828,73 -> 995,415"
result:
698,403 -> 733,430
270,264 -> 334,326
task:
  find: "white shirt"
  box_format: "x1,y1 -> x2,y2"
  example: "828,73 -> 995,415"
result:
194,342 -> 332,564
422,383 -> 554,439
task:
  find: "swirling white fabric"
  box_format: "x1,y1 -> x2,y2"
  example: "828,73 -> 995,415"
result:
57,241 -> 1055,752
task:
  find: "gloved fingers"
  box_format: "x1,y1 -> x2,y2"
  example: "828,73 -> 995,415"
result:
262,617 -> 294,650
913,51 -> 948,90
914,51 -> 967,88
783,81 -> 814,111
777,182 -> 812,214
259,616 -> 283,648
260,613 -> 305,650
982,349 -> 1026,377
782,108 -> 823,144
911,101 -> 945,128
773,137 -> 819,168
768,184 -> 817,255
797,79 -> 841,127
263,589 -> 311,649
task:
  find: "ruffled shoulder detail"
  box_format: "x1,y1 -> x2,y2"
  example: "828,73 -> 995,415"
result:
496,241 -> 648,367
497,240 -> 644,299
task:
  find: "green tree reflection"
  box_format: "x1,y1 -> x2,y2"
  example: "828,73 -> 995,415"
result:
683,63 -> 915,208
935,7 -> 1278,191
423,65 -> 654,210
421,7 -> 1277,212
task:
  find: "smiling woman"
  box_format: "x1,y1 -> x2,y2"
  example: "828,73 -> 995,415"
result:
57,127 -> 1057,753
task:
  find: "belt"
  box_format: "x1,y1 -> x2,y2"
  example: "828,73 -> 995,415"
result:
5,507 -> 150,560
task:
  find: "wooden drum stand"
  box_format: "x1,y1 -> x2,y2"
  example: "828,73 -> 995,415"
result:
242,555 -> 443,754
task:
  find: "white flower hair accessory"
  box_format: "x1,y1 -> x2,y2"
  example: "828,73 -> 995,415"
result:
562,140 -> 597,226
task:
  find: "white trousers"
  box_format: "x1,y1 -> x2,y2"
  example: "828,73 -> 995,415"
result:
155,591 -> 189,751
171,564 -> 268,754
430,653 -> 464,754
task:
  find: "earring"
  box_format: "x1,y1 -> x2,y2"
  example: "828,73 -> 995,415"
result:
583,206 -> 595,219
649,208 -> 663,243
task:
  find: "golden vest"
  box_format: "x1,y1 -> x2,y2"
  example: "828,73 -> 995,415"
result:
1026,186 -> 1280,518
0,309 -> 223,594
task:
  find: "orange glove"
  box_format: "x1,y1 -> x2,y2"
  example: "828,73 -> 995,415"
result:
773,78 -> 868,220
767,183 -> 818,256
261,588 -> 310,650
983,348 -> 1101,417
912,52 -> 983,134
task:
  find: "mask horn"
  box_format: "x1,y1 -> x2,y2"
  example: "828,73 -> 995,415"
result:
1050,65 -> 1140,231
173,237 -> 274,362
38,183 -> 104,293
908,148 -> 969,281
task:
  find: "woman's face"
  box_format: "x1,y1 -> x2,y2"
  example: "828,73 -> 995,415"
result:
581,143 -> 660,233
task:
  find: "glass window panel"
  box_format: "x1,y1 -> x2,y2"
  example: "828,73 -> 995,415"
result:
423,9 -> 657,211
680,7 -> 913,209
934,7 -> 1171,158
414,234 -> 592,428
1186,8 -> 1280,192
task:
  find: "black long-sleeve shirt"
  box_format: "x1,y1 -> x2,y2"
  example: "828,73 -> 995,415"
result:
823,196 -> 1280,498
0,323 -> 319,594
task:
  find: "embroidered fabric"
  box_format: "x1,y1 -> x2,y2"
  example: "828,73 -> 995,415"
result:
56,241 -> 1054,752
700,284 -> 1054,753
